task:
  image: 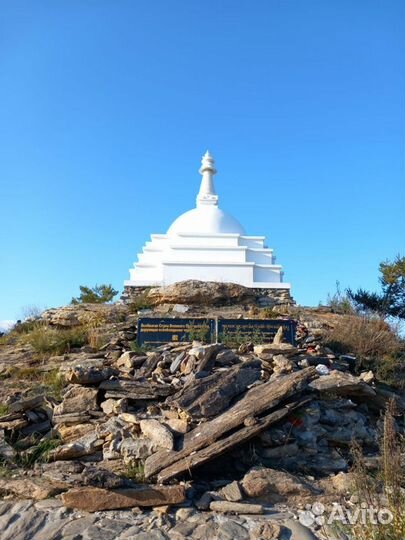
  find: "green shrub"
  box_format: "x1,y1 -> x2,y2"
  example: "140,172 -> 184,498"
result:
218,327 -> 264,347
14,438 -> 60,468
0,404 -> 9,416
129,341 -> 151,353
71,284 -> 118,304
186,323 -> 211,343
348,255 -> 405,320
361,354 -> 405,392
124,461 -> 145,483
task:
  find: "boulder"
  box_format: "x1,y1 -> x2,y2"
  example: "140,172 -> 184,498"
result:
120,438 -> 158,461
116,351 -> 147,370
309,371 -> 376,399
65,366 -> 116,385
140,419 -> 174,450
101,398 -> 128,416
52,432 -> 103,460
62,485 -> 185,511
54,386 -> 98,416
146,280 -> 256,306
219,481 -> 244,502
241,467 -> 315,503
56,423 -> 94,443
41,303 -> 128,328
0,478 -> 65,500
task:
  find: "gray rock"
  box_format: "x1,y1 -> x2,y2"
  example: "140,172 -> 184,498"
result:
140,419 -> 174,450
134,531 -> 168,540
219,480 -> 244,502
52,431 -> 103,460
192,521 -> 219,540
118,526 -> 141,538
195,491 -> 212,510
217,520 -> 249,539
283,518 -> 318,540
120,437 -> 158,460
54,385 -> 99,416
169,521 -> 197,538
61,516 -> 99,536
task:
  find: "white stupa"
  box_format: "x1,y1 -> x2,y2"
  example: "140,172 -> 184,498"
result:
125,152 -> 290,290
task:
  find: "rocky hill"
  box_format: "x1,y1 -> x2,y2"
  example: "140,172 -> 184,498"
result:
0,281 -> 404,540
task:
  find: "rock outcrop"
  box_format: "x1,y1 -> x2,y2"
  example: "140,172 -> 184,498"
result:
0,300 -> 403,540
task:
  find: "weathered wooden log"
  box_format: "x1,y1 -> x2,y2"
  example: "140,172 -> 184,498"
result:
166,360 -> 261,419
157,399 -> 309,483
144,367 -> 317,479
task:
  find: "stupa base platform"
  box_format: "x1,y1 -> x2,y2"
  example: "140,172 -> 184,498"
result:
121,280 -> 295,308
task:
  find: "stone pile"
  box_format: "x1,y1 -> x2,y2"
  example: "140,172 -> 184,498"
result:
0,309 -> 404,539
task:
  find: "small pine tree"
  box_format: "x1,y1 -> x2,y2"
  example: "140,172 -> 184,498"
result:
71,284 -> 118,305
348,255 -> 405,319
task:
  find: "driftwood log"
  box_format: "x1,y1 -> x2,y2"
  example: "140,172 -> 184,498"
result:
157,398 -> 310,483
145,367 -> 317,479
166,360 -> 261,419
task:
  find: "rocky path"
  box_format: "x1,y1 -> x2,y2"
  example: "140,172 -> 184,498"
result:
0,499 -> 320,540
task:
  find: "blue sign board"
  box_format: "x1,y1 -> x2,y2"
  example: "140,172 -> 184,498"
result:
137,318 -> 213,346
217,318 -> 296,346
137,317 -> 296,347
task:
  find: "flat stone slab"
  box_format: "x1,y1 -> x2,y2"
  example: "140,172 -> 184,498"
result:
62,485 -> 185,512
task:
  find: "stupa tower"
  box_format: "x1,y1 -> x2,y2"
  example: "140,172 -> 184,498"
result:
124,152 -> 290,292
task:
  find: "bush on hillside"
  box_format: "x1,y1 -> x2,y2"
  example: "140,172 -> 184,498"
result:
325,314 -> 405,389
21,323 -> 88,357
325,314 -> 401,359
71,284 -> 118,304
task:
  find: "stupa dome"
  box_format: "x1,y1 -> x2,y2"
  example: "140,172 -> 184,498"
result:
167,205 -> 245,236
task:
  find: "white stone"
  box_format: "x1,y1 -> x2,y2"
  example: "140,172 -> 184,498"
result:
125,152 -> 291,290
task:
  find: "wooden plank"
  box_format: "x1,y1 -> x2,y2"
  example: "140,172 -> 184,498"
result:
157,399 -> 308,483
144,367 -> 316,478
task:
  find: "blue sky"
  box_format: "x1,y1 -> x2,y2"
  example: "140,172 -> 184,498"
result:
1,0 -> 404,324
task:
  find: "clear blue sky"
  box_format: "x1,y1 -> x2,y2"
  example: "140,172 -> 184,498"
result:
1,0 -> 404,323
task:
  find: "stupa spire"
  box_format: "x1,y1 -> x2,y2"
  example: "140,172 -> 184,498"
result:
197,150 -> 218,207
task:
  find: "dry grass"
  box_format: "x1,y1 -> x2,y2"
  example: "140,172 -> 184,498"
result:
20,323 -> 88,357
78,311 -> 109,349
325,314 -> 401,359
2,367 -> 66,400
346,401 -> 405,540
